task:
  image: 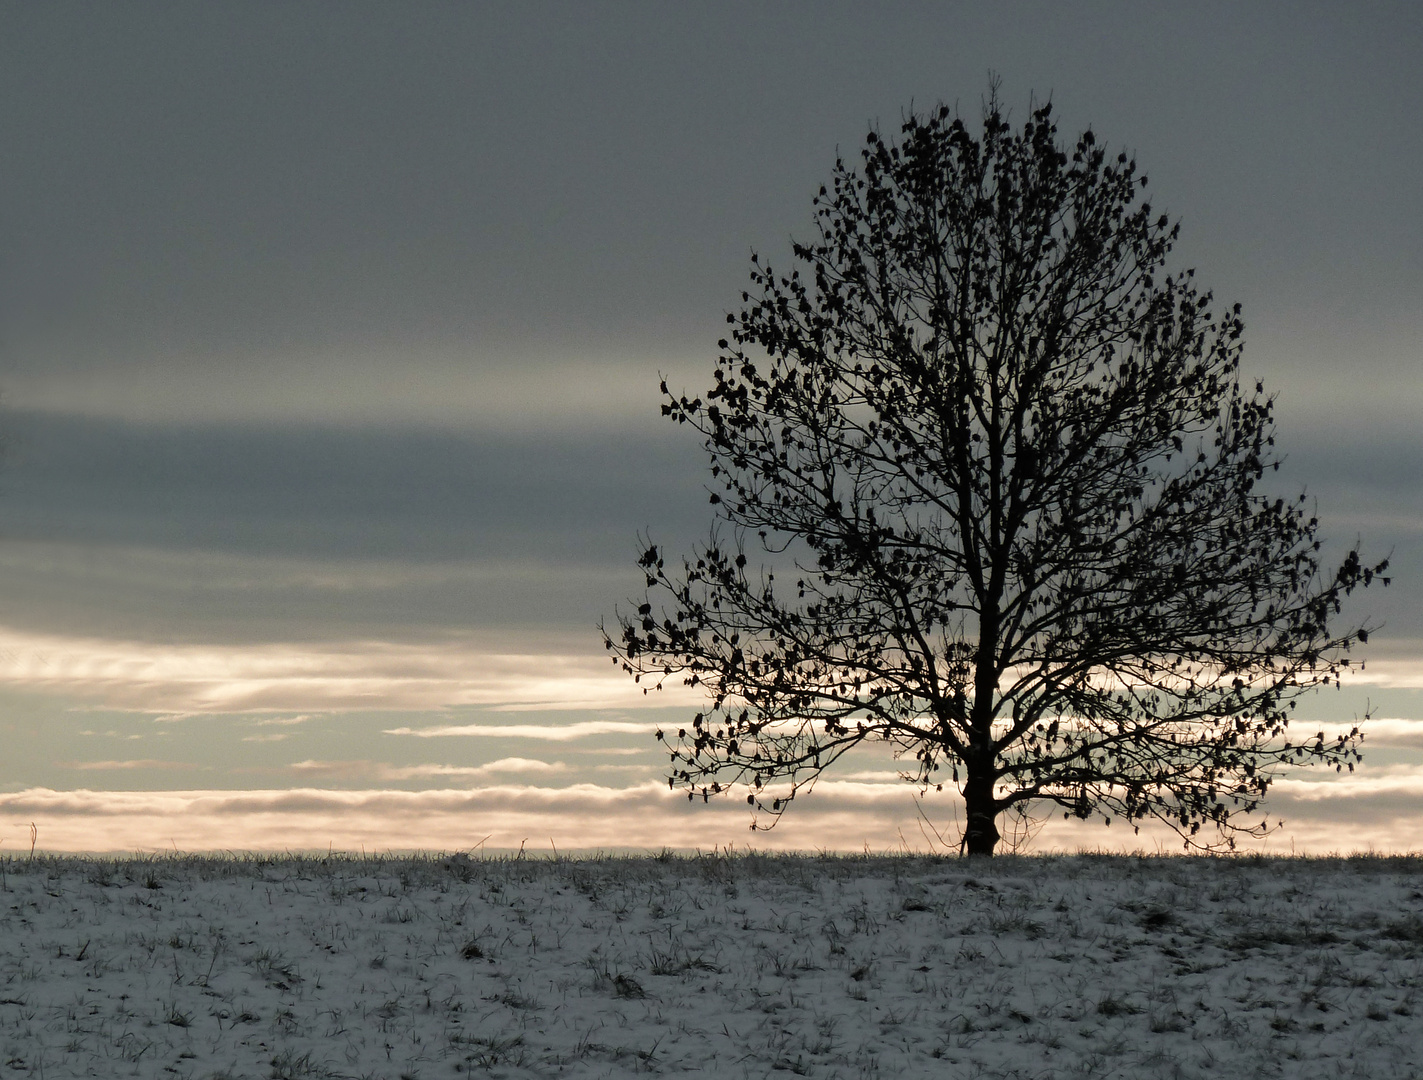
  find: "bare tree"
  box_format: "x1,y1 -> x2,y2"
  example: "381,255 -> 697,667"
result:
605,89 -> 1388,855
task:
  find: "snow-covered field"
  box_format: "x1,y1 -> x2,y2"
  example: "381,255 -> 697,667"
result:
2,852 -> 1421,1079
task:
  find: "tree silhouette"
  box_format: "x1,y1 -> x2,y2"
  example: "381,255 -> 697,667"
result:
606,88 -> 1388,855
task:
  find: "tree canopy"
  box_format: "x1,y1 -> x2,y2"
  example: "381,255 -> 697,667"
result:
606,90 -> 1388,855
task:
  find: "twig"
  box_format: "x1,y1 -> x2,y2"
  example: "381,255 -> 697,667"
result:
913,793 -> 959,855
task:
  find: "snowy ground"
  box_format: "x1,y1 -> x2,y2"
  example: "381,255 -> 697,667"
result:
1,852 -> 1421,1079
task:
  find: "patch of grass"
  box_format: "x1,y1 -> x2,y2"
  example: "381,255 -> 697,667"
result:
1380,916 -> 1423,944
251,948 -> 302,988
987,912 -> 1045,938
1229,922 -> 1340,950
268,1049 -> 339,1079
453,1033 -> 525,1068
589,959 -> 647,999
645,938 -> 720,976
1096,994 -> 1141,1017
1149,1009 -> 1188,1033
1138,907 -> 1175,931
495,987 -> 541,1010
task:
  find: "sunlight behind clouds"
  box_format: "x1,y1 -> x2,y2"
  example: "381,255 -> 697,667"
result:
0,626 -> 700,714
1,348 -> 676,431
287,758 -> 572,781
1340,657 -> 1423,690
381,759 -> 569,778
384,721 -> 655,740
6,773 -> 1423,855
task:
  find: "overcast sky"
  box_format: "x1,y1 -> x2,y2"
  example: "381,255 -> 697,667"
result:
1,2 -> 1420,853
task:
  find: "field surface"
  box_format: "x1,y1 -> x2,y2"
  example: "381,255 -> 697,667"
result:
1,852 -> 1422,1078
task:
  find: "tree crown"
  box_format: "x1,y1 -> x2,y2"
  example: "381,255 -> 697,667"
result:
607,90 -> 1387,853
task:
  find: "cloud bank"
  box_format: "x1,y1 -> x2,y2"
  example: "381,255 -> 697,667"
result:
384,721 -> 655,740
0,626 -> 698,714
6,768 -> 1423,856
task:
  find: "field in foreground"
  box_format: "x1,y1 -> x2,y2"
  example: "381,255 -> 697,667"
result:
1,852 -> 1422,1079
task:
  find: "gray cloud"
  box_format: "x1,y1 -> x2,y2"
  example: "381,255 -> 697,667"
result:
0,411 -> 705,562
0,410 -> 711,641
0,404 -> 1410,647
2,4 -> 1418,422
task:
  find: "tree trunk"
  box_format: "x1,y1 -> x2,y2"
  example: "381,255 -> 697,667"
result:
962,771 -> 1000,856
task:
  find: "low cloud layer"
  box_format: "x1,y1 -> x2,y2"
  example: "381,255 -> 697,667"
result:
385,721 -> 655,740
0,625 -> 698,714
287,757 -> 572,781
0,615 -> 1409,722
6,767 -> 1423,856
